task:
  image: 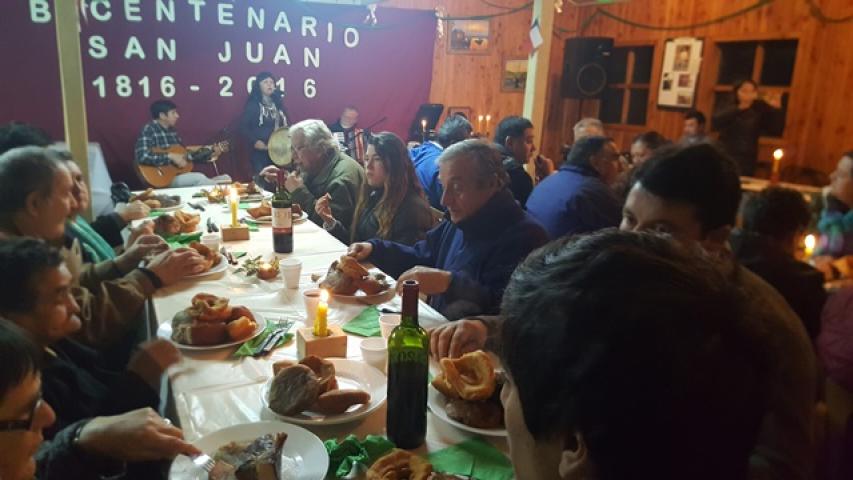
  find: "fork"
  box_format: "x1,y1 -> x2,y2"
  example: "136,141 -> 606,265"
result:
191,453 -> 216,473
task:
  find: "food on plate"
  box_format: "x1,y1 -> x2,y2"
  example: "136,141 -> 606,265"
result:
189,242 -> 222,273
314,256 -> 390,296
268,364 -> 322,416
208,432 -> 287,480
314,389 -> 372,415
198,182 -> 263,204
431,350 -> 505,429
130,188 -> 181,209
154,210 -> 200,236
267,356 -> 370,417
235,256 -> 280,279
170,293 -> 258,346
366,449 -> 432,480
247,199 -> 272,219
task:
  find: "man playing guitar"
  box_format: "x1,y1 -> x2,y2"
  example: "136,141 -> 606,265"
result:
134,99 -> 231,188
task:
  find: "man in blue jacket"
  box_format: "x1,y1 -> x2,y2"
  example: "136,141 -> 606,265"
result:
349,140 -> 549,320
409,115 -> 473,210
526,136 -> 622,239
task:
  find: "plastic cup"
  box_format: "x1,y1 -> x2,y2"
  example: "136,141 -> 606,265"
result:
302,288 -> 321,327
379,314 -> 401,340
200,233 -> 220,252
280,258 -> 302,289
360,337 -> 388,372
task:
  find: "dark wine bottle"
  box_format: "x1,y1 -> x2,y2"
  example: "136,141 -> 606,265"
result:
386,280 -> 429,449
272,170 -> 293,254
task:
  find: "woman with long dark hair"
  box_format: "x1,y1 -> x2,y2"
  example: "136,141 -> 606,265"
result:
712,79 -> 783,176
240,72 -> 289,174
316,132 -> 434,245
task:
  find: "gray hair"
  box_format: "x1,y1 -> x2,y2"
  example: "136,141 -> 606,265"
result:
0,146 -> 65,215
573,117 -> 605,141
290,119 -> 338,154
438,139 -> 508,189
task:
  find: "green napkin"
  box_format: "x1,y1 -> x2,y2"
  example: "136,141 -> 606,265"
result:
148,210 -> 167,218
232,320 -> 293,358
165,231 -> 203,249
429,437 -> 513,480
324,434 -> 394,479
240,219 -> 260,231
342,306 -> 381,337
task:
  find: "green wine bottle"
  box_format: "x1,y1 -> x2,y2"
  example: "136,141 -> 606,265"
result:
386,280 -> 429,449
272,170 -> 293,254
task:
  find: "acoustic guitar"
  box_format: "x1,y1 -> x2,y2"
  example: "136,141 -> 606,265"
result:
138,141 -> 229,188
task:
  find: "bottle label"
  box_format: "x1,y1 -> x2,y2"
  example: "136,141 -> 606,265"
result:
389,348 -> 428,365
272,207 -> 292,232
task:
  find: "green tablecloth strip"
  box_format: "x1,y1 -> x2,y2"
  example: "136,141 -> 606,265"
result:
165,231 -> 203,249
342,305 -> 381,337
324,434 -> 394,479
428,437 -> 513,480
232,320 -> 293,358
148,210 -> 167,218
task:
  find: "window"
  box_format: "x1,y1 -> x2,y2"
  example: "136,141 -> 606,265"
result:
600,45 -> 654,126
713,39 -> 798,137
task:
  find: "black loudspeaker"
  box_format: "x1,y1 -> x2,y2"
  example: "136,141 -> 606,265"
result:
561,37 -> 614,99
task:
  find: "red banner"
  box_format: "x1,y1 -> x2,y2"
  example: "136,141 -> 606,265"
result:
1,1 -> 436,186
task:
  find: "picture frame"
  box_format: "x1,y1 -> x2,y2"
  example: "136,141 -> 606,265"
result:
658,37 -> 704,109
501,57 -> 529,92
447,19 -> 491,55
447,106 -> 473,120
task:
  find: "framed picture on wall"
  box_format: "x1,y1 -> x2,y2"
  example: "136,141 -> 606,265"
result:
658,37 -> 704,108
448,106 -> 473,120
447,19 -> 491,54
502,57 -> 528,92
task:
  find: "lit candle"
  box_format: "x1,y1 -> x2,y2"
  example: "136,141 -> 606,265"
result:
257,262 -> 277,280
229,187 -> 239,227
421,119 -> 427,133
478,114 -> 484,132
314,289 -> 329,337
804,234 -> 816,258
771,148 -> 784,182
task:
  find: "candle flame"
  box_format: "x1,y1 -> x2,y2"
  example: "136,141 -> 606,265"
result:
229,187 -> 239,202
320,289 -> 329,302
478,115 -> 484,122
485,114 -> 491,122
773,149 -> 784,161
805,234 -> 816,250
261,262 -> 272,269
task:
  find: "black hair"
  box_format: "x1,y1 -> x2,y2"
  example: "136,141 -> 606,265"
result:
437,115 -> 473,148
0,238 -> 63,315
0,319 -> 42,399
632,131 -> 669,150
0,122 -> 52,155
247,72 -> 284,104
565,135 -> 608,170
343,105 -> 359,113
684,109 -> 706,126
493,116 -> 533,145
733,79 -> 758,103
742,186 -> 811,240
0,146 -> 66,216
149,100 -> 177,120
631,143 -> 742,232
500,230 -> 769,480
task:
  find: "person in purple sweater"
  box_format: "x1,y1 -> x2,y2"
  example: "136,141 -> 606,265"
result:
348,140 -> 549,320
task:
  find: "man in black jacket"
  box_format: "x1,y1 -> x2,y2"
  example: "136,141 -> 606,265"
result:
493,116 -> 535,208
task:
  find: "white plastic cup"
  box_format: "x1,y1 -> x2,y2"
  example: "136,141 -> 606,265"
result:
200,233 -> 220,252
360,337 -> 388,372
280,258 -> 302,289
302,288 -> 321,327
379,314 -> 401,340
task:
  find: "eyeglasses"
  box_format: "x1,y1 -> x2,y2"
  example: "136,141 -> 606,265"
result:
0,395 -> 43,432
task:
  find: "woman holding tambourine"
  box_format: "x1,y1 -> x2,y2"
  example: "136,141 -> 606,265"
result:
240,71 -> 290,175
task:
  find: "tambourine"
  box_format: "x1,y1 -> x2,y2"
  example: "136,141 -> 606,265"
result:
267,126 -> 292,167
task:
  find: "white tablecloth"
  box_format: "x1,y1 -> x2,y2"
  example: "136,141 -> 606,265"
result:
144,187 -> 509,457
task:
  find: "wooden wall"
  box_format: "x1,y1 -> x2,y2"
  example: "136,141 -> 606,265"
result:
384,0 -> 853,176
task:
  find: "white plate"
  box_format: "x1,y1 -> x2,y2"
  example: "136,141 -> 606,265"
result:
261,358 -> 387,426
428,384 -> 507,437
246,211 -> 308,225
157,311 -> 266,351
169,421 -> 328,480
152,202 -> 185,213
184,257 -> 229,279
331,288 -> 395,305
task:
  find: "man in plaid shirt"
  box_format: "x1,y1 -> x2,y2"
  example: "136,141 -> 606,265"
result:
134,100 -> 229,187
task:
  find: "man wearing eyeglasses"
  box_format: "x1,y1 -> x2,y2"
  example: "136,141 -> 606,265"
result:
526,136 -> 623,239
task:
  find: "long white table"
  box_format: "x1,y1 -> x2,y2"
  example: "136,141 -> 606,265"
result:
142,187 -> 509,460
